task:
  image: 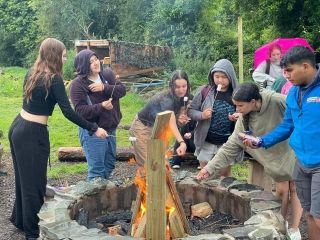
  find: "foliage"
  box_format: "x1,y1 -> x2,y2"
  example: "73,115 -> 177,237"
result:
0,0 -> 39,66
1,0 -> 320,83
63,49 -> 77,81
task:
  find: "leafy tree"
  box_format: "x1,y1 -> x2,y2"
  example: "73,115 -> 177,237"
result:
0,0 -> 39,66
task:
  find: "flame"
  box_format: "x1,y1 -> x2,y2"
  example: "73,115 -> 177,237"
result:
165,149 -> 173,159
134,168 -> 146,195
140,203 -> 146,217
157,124 -> 173,149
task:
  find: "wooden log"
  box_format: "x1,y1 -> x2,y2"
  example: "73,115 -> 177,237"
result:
128,188 -> 142,236
166,166 -> 191,235
191,202 -> 213,218
146,139 -> 166,240
169,209 -> 188,239
57,147 -> 135,162
133,214 -> 147,238
108,225 -> 121,235
248,159 -> 273,192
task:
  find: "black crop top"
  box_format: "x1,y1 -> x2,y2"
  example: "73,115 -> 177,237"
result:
22,74 -> 98,134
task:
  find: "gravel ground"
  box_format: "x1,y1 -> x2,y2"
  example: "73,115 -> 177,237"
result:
0,153 -> 309,239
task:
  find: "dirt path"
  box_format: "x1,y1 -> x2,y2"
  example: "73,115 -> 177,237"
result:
0,153 -> 24,240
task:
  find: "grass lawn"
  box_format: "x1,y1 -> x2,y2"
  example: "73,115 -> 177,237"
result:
0,67 -> 145,178
0,66 -> 248,180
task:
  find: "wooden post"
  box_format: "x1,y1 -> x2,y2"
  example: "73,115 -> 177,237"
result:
146,139 -> 166,240
238,16 -> 244,83
248,159 -> 273,192
151,110 -> 172,139
131,110 -> 191,238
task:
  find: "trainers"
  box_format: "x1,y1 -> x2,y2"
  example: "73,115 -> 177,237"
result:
287,228 -> 301,240
197,166 -> 202,170
172,165 -> 180,169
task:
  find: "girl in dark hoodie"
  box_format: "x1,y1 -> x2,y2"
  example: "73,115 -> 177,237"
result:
70,49 -> 126,181
129,70 -> 189,166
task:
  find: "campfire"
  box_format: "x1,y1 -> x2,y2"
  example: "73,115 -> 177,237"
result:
129,111 -> 190,239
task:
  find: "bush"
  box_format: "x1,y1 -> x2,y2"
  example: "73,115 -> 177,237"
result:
63,49 -> 76,81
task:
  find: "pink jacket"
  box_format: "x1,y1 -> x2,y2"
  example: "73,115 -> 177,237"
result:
281,81 -> 293,95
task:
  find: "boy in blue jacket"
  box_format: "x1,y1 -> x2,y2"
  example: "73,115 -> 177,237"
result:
244,46 -> 320,240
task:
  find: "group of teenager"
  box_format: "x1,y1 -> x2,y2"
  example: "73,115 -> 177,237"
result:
7,37 -> 320,240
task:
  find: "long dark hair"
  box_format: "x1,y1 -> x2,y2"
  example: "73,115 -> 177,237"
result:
232,82 -> 261,131
169,70 -> 191,114
24,38 -> 66,102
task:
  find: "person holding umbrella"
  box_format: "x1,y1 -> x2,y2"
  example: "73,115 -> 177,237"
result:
252,44 -> 284,90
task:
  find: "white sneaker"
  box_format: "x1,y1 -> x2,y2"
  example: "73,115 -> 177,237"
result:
172,165 -> 180,169
197,166 -> 202,170
287,228 -> 301,240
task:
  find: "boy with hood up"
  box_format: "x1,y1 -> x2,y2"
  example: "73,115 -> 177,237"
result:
129,70 -> 189,167
188,59 -> 240,171
70,49 -> 126,181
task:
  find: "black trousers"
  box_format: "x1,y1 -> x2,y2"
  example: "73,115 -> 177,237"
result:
8,114 -> 49,239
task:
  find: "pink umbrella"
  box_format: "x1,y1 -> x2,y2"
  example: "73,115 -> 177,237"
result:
253,38 -> 314,69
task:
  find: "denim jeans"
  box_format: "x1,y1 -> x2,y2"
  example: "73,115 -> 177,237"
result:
79,128 -> 116,181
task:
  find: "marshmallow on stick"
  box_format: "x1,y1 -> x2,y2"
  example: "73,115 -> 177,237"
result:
129,136 -> 137,142
212,84 -> 222,106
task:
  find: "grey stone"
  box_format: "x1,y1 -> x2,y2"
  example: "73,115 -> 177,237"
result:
223,225 -> 256,239
248,191 -> 280,202
249,228 -> 275,240
250,200 -> 281,214
178,233 -> 235,239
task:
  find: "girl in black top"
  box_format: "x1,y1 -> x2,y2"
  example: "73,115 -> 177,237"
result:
8,38 -> 107,240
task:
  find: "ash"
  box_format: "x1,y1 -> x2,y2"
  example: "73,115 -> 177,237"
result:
92,209 -> 240,236
188,210 -> 241,235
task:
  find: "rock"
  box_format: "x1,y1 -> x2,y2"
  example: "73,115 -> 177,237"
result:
191,202 -> 213,218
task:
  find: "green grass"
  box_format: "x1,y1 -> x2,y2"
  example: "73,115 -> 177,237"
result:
231,162 -> 249,181
0,67 -> 145,179
0,66 -> 248,181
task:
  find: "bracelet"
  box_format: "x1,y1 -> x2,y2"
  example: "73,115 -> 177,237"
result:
178,140 -> 186,145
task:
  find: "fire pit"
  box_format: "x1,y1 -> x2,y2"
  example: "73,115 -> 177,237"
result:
39,173 -> 284,239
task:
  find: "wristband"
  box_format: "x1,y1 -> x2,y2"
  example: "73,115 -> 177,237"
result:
178,140 -> 186,145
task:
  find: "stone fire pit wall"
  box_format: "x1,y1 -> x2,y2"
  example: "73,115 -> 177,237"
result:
39,176 -> 282,239
69,184 -> 137,221
68,178 -> 251,225
176,180 -> 251,222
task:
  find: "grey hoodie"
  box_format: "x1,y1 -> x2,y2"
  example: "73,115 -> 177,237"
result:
188,59 -> 238,150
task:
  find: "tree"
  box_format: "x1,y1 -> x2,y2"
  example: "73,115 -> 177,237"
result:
0,0 -> 39,66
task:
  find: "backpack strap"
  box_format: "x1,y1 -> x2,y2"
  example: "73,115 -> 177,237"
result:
201,85 -> 211,103
265,59 -> 271,75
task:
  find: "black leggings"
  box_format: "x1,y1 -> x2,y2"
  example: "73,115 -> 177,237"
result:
8,114 -> 49,239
